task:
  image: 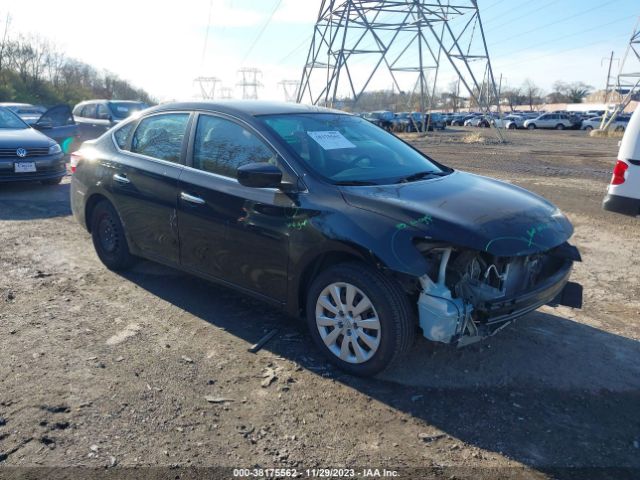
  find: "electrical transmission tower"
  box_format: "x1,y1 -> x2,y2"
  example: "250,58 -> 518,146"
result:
297,0 -> 501,129
237,68 -> 263,100
278,80 -> 300,102
603,17 -> 640,129
219,87 -> 234,100
194,76 -> 220,100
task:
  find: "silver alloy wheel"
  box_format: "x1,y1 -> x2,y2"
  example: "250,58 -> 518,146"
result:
315,282 -> 381,364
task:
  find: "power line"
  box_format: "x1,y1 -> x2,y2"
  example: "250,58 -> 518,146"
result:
200,0 -> 214,71
483,0 -> 556,27
494,32 -> 630,71
481,0 -> 509,13
493,14 -> 637,62
488,0 -> 620,47
241,0 -> 284,65
277,33 -> 314,65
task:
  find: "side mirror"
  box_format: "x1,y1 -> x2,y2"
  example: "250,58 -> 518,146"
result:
237,163 -> 283,189
35,118 -> 53,129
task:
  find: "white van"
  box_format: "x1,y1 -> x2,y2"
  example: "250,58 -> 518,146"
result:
603,106 -> 640,217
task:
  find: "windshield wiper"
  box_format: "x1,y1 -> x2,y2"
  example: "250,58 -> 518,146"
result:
395,171 -> 447,184
334,180 -> 379,186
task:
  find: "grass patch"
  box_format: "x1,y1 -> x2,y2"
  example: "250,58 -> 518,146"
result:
589,129 -> 625,139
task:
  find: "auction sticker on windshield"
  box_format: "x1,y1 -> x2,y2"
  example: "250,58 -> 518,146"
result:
14,162 -> 36,173
307,131 -> 356,150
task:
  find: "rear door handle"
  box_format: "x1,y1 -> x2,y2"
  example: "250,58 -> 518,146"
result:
113,173 -> 130,184
180,192 -> 205,205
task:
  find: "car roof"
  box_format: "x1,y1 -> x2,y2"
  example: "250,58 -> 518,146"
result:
76,99 -> 147,105
147,100 -> 346,118
0,102 -> 34,108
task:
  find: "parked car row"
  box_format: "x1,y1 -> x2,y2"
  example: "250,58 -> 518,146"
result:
359,111 -> 446,132
455,110 -> 632,132
0,99 -> 149,184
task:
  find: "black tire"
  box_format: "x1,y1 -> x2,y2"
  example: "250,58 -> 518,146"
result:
615,126 -> 625,132
90,200 -> 136,271
555,124 -> 565,130
507,124 -> 516,130
41,177 -> 63,185
585,126 -> 593,131
305,262 -> 415,377
527,124 -> 536,130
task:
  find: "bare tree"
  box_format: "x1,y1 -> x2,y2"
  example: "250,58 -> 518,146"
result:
502,87 -> 525,111
522,79 -> 543,111
0,13 -> 10,74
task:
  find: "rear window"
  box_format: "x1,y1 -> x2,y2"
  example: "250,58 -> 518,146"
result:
109,102 -> 148,119
130,113 -> 189,163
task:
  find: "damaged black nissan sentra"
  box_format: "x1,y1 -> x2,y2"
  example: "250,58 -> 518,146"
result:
70,101 -> 582,376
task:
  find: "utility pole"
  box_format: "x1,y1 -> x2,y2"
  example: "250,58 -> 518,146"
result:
601,51 -> 618,104
193,76 -> 220,100
603,17 -> 640,131
278,80 -> 300,102
237,68 -> 263,100
297,0 -> 504,141
219,87 -> 233,100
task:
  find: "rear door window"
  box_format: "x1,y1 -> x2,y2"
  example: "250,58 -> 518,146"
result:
81,104 -> 97,119
131,113 -> 189,163
96,104 -> 111,120
192,114 -> 276,179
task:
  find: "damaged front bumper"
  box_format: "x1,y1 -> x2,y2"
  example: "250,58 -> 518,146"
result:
417,245 -> 583,347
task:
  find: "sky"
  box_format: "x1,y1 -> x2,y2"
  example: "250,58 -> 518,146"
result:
2,0 -> 639,103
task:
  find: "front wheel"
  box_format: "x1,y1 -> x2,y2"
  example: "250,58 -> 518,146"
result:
584,126 -> 593,131
527,124 -> 536,130
90,200 -> 136,271
306,263 -> 415,377
508,124 -> 516,130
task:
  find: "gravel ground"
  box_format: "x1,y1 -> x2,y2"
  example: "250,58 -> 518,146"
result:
0,127 -> 639,480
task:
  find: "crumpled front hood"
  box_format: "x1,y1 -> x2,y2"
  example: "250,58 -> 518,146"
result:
341,171 -> 574,256
0,128 -> 53,148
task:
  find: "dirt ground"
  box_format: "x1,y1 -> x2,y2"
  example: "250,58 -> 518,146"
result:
0,127 -> 639,480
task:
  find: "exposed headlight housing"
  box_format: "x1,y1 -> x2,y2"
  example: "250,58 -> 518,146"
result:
48,143 -> 62,155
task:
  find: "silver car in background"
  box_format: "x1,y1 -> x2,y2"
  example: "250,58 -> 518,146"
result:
524,113 -> 574,130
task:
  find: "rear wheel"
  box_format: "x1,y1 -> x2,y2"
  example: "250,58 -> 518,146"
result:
556,124 -> 565,130
306,262 -> 415,377
615,126 -> 625,132
90,200 -> 136,271
507,123 -> 517,130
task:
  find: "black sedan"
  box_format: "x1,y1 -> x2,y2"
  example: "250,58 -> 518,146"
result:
0,106 -> 71,184
70,101 -> 582,376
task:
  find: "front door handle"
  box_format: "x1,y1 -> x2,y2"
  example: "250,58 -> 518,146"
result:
180,192 -> 205,205
113,173 -> 130,184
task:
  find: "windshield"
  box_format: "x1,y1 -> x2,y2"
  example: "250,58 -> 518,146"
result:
108,102 -> 147,119
260,113 -> 449,185
0,107 -> 29,129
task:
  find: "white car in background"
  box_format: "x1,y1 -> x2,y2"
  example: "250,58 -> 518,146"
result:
493,115 -> 525,129
523,113 -> 573,130
603,107 -> 640,217
581,116 -> 630,132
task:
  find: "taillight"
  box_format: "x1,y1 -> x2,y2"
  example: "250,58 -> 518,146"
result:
69,152 -> 82,174
611,160 -> 628,185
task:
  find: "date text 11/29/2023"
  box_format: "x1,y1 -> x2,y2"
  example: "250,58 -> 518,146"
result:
233,468 -> 399,478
